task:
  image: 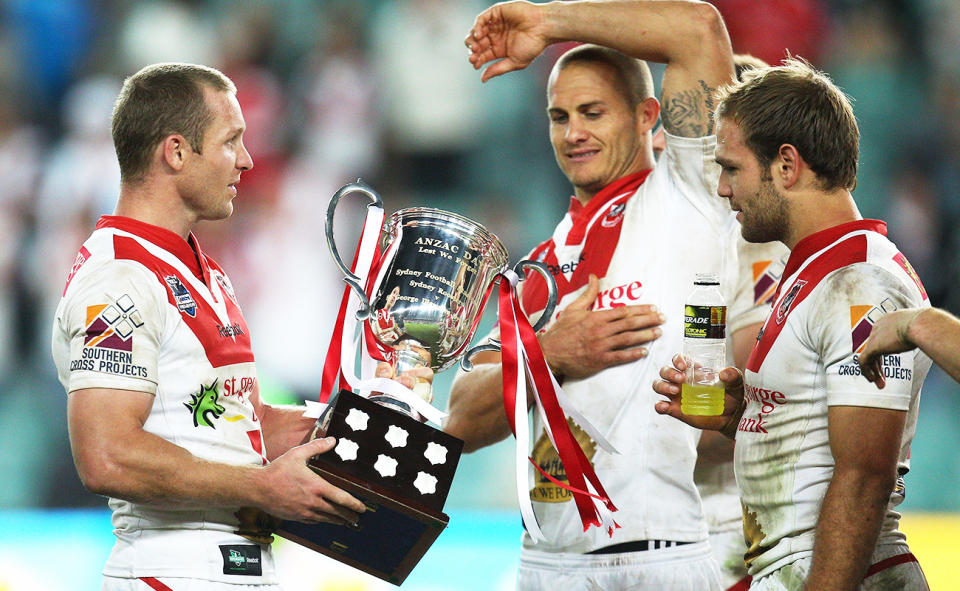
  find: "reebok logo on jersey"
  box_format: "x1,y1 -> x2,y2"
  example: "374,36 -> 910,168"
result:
850,298 -> 897,353
83,295 -> 143,352
164,275 -> 197,317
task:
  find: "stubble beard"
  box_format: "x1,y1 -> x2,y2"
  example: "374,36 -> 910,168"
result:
741,177 -> 789,244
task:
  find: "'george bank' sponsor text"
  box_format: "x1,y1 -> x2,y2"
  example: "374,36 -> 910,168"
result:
71,348 -> 148,378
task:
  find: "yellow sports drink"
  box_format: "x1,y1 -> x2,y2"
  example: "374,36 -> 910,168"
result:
681,273 -> 726,417
681,382 -> 725,416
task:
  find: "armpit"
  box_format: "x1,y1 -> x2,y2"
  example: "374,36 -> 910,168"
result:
661,80 -> 717,137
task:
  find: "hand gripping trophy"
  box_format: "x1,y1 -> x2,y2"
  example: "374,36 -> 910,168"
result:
276,181 -> 617,585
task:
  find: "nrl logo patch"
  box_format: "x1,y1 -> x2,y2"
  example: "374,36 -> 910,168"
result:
164,275 -> 197,317
775,280 -> 806,325
600,202 -> 626,228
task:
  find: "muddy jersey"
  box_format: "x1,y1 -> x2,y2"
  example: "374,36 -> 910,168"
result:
735,219 -> 931,578
52,216 -> 275,583
500,132 -> 752,552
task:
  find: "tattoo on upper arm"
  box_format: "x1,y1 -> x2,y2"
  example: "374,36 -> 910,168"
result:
661,80 -> 717,138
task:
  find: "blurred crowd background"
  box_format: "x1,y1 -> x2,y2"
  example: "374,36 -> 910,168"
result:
1,0 -> 959,518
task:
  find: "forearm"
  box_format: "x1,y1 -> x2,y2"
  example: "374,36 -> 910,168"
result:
804,466 -> 895,591
541,0 -> 728,65
696,429 -> 734,465
74,426 -> 268,510
444,364 -> 515,452
909,308 -> 960,383
259,404 -> 316,460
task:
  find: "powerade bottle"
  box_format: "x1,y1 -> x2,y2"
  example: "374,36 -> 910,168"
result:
682,273 -> 726,416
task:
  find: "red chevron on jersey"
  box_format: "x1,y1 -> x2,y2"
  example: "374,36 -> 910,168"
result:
113,235 -> 254,368
893,252 -> 927,301
747,230 -> 870,372
63,246 -> 92,296
521,170 -> 651,313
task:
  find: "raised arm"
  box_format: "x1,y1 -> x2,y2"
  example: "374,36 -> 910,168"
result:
465,0 -> 734,136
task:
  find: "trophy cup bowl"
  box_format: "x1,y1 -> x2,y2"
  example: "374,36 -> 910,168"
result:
325,181 -> 555,417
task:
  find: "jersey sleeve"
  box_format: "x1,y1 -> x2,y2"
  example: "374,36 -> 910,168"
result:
55,260 -> 164,394
728,235 -> 789,335
808,264 -> 921,411
660,130 -> 729,227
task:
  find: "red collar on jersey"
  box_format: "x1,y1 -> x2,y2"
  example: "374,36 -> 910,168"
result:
565,169 -> 652,245
97,215 -> 208,281
776,219 -> 887,302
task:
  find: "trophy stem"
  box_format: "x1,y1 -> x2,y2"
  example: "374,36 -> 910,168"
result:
368,341 -> 432,421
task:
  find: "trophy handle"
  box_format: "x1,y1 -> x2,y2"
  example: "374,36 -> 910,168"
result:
513,259 -> 558,333
460,339 -> 501,372
460,259 -> 558,372
326,180 -> 383,319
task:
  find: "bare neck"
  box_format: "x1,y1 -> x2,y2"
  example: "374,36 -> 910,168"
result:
784,189 -> 862,250
114,181 -> 196,240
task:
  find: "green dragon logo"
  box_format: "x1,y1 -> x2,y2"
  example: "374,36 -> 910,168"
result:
184,378 -> 226,428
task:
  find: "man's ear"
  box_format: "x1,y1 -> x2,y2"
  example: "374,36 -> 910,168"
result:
774,143 -> 803,189
161,135 -> 189,172
637,96 -> 661,133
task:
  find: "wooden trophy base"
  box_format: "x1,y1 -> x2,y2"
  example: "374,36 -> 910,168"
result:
276,389 -> 463,585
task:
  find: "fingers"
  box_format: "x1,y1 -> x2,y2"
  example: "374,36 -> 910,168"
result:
567,274 -> 600,311
375,362 -> 394,379
301,436 -> 337,457
373,363 -> 434,391
316,482 -> 367,517
860,355 -> 885,389
719,366 -> 743,387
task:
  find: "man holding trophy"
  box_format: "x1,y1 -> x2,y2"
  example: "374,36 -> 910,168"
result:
445,1 -> 779,590
50,63 -> 426,590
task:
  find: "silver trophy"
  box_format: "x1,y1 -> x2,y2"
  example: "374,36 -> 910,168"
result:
326,180 -> 557,418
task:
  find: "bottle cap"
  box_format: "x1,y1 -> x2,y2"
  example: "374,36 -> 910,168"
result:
694,272 -> 720,286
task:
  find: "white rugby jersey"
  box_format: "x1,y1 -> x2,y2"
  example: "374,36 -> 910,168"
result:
504,132 -> 757,553
52,216 -> 276,583
735,219 -> 931,578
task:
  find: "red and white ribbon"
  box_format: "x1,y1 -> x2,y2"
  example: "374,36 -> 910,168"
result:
317,206 -> 447,426
496,269 -> 619,540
